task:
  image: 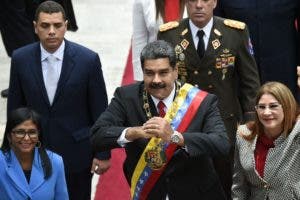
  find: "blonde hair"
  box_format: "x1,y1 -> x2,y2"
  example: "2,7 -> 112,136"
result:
243,82 -> 298,140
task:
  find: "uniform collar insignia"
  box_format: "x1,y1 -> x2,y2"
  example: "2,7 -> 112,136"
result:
213,28 -> 222,36
181,28 -> 188,36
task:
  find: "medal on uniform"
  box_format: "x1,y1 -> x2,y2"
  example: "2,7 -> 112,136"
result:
215,58 -> 222,68
212,39 -> 221,50
175,45 -> 183,54
180,39 -> 189,50
178,53 -> 185,61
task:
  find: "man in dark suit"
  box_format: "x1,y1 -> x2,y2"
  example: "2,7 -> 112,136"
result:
158,0 -> 260,198
0,0 -> 78,98
214,0 -> 300,100
0,0 -> 38,97
91,40 -> 230,200
7,1 -> 110,200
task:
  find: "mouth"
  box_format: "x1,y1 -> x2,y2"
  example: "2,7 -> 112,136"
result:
194,12 -> 205,17
47,38 -> 57,42
262,118 -> 275,123
19,142 -> 33,149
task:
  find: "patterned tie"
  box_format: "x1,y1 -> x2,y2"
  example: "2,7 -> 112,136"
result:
45,55 -> 59,105
157,101 -> 166,117
197,30 -> 205,59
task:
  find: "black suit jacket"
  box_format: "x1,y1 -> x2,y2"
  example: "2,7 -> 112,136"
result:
91,82 -> 230,200
7,40 -> 110,172
0,0 -> 37,57
215,0 -> 300,98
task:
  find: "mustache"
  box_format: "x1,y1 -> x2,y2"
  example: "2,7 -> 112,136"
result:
149,83 -> 166,89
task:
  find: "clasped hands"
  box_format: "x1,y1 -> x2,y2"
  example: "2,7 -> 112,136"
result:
125,117 -> 173,142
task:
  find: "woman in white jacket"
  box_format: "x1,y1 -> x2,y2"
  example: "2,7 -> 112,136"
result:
132,0 -> 185,81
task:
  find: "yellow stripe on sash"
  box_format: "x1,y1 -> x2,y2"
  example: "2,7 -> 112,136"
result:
130,83 -> 193,198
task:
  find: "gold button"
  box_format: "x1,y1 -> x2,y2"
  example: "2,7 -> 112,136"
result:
194,70 -> 199,75
230,114 -> 234,117
208,85 -> 213,88
194,84 -> 199,88
208,70 -> 212,75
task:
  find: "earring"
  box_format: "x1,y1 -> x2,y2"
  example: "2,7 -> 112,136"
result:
36,141 -> 41,148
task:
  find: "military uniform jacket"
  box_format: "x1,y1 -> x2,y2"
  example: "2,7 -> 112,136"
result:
158,17 -> 260,142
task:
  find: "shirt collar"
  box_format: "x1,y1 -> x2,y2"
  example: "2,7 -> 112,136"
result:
151,83 -> 176,111
40,40 -> 65,61
189,17 -> 213,39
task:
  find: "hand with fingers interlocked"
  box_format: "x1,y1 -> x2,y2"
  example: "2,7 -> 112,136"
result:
143,117 -> 173,142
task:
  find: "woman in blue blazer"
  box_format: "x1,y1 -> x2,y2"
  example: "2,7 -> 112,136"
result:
0,108 -> 68,200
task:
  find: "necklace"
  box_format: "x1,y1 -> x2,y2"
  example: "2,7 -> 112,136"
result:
143,81 -> 181,120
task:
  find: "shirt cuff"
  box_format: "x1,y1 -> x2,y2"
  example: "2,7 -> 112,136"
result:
117,128 -> 132,147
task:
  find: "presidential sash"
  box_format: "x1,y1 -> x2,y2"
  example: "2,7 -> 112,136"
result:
131,83 -> 208,200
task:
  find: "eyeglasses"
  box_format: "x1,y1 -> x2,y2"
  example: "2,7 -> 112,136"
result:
255,103 -> 282,112
11,129 -> 39,139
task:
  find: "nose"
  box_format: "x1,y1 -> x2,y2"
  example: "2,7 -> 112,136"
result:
23,134 -> 30,140
49,25 -> 55,35
153,73 -> 162,83
262,107 -> 272,115
195,0 -> 203,8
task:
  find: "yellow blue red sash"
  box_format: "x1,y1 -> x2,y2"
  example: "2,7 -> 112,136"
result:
131,83 -> 208,200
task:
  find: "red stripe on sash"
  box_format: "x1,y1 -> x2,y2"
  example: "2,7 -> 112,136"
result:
139,90 -> 208,200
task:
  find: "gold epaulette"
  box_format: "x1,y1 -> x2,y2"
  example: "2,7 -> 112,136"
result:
224,19 -> 245,30
159,21 -> 179,32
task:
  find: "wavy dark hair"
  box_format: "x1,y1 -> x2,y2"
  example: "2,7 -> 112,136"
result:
1,107 -> 52,179
140,40 -> 176,69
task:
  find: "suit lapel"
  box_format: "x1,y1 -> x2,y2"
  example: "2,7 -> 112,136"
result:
52,40 -> 75,105
205,17 -> 223,61
29,148 -> 45,192
31,44 -> 52,107
180,19 -> 201,66
6,150 -> 31,197
263,135 -> 286,182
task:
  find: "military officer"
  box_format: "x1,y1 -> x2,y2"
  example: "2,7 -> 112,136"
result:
158,0 -> 260,198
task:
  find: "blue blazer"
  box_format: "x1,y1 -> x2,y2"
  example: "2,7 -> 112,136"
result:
7,40 -> 110,172
0,148 -> 68,200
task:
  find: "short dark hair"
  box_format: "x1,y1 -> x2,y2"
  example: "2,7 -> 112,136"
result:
140,40 -> 176,69
34,0 -> 66,21
1,108 -> 52,179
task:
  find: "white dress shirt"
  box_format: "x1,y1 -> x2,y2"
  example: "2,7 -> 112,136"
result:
41,41 -> 65,104
189,17 -> 213,51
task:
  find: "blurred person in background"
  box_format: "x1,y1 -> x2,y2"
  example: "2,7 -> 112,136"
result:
132,0 -> 186,81
215,0 -> 300,100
